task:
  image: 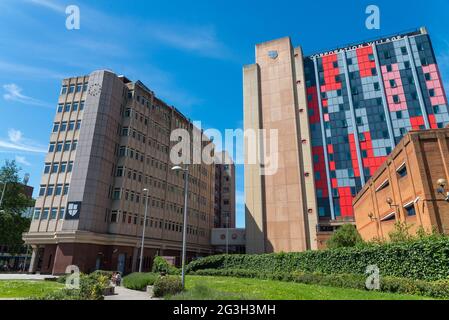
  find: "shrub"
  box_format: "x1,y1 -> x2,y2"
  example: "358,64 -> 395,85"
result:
40,272 -> 110,300
153,275 -> 183,297
168,283 -> 255,300
186,237 -> 449,281
326,224 -> 363,249
122,272 -> 158,291
152,256 -> 180,275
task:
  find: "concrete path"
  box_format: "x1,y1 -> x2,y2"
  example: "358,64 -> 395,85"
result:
104,286 -> 157,300
0,274 -> 57,281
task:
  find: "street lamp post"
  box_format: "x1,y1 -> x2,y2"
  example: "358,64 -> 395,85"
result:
0,181 -> 6,209
172,165 -> 189,289
139,188 -> 150,273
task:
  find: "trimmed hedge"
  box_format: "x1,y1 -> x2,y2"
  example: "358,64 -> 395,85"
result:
187,238 -> 449,281
190,268 -> 449,298
153,276 -> 183,297
122,272 -> 158,291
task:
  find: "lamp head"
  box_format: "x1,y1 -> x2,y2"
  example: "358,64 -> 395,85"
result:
386,197 -> 393,205
437,178 -> 447,188
171,165 -> 184,171
143,188 -> 148,192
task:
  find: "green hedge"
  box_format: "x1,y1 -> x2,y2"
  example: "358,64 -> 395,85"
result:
153,276 -> 183,297
186,238 -> 449,281
152,256 -> 180,275
122,272 -> 158,291
190,268 -> 449,299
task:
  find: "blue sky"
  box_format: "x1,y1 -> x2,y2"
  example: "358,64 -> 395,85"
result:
0,0 -> 448,228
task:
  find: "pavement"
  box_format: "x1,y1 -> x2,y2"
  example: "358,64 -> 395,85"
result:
0,273 -> 57,281
104,285 -> 157,300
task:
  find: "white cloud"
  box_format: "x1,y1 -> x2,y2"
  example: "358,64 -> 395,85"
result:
146,23 -> 232,59
26,0 -> 65,13
3,83 -> 52,108
0,129 -> 47,154
8,129 -> 22,143
15,155 -> 31,166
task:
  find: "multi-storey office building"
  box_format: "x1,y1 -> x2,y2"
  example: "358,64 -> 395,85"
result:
214,151 -> 236,229
23,70 -> 216,274
244,27 -> 449,253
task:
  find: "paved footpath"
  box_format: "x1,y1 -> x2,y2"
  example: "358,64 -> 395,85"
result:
0,274 -> 57,281
105,285 -> 158,301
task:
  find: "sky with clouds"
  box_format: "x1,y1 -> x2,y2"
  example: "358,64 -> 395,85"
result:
0,0 -> 448,228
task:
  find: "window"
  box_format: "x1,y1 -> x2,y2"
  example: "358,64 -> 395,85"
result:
64,103 -> 71,112
50,208 -> 57,219
83,83 -> 88,91
34,209 -> 41,220
393,95 -> 400,104
111,211 -> 118,223
429,89 -> 435,97
374,82 -> 380,91
67,161 -> 73,173
63,184 -> 69,195
68,85 -> 75,93
44,163 -> 51,174
64,141 -> 71,151
60,162 -> 67,173
76,84 -> 82,92
333,61 -> 338,68
61,85 -> 68,94
404,61 -> 411,69
433,105 -> 441,114
59,208 -> 65,219
41,208 -> 49,220
46,185 -> 54,196
401,46 -> 407,55
72,140 -> 78,151
375,179 -> 389,192
76,120 -> 81,130
425,73 -> 431,81
113,188 -> 121,200
397,164 -> 407,178
386,65 -> 393,72
405,205 -> 416,217
315,171 -> 321,180
60,122 -> 67,132
49,142 -> 55,152
368,54 -> 375,61
51,163 -> 59,174
396,111 -> 402,119
80,101 -> 85,110
68,121 -> 75,131
72,102 -> 78,111
39,185 -> 46,196
52,123 -> 60,132
389,79 -> 397,88
116,167 -> 123,177
384,51 -> 391,59
57,104 -> 64,113
55,184 -> 63,196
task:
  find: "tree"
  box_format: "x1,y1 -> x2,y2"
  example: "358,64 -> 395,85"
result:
0,160 -> 34,254
326,224 -> 363,249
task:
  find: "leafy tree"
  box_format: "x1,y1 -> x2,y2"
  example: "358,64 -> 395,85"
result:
326,224 -> 364,249
0,160 -> 34,254
388,221 -> 414,243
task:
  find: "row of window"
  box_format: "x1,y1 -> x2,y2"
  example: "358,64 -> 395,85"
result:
38,184 -> 70,197
61,83 -> 88,95
108,209 -> 206,236
33,207 -> 65,220
49,140 -> 78,153
120,126 -> 170,155
43,161 -> 74,174
57,101 -> 85,113
123,108 -> 171,136
52,120 -> 81,133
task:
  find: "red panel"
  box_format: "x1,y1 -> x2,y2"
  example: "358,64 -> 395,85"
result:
312,146 -> 328,198
307,86 -> 320,124
356,46 -> 376,78
321,54 -> 342,92
429,114 -> 438,129
410,116 -> 425,130
338,187 -> 354,217
348,134 -> 360,177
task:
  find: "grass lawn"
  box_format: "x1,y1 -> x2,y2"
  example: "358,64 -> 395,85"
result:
169,276 -> 434,300
0,280 -> 64,299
